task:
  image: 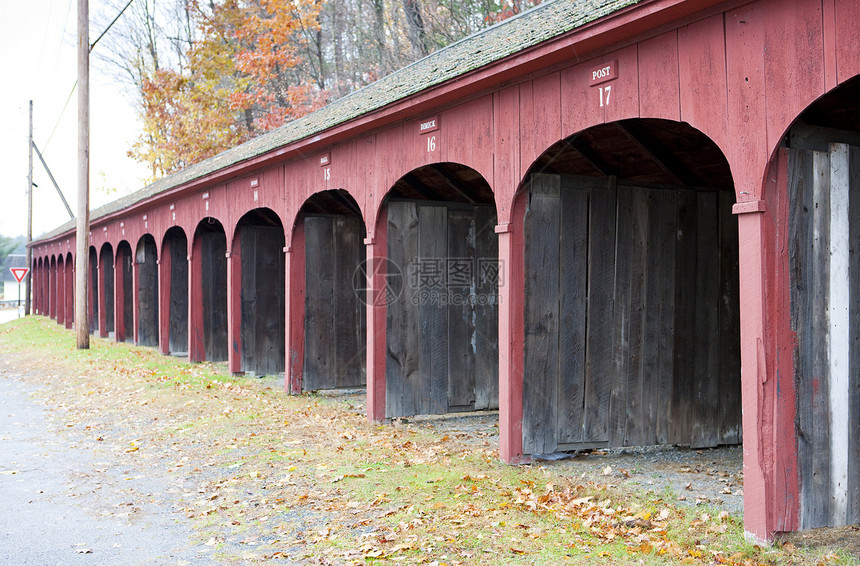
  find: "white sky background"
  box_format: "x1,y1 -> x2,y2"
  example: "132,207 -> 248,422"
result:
0,0 -> 150,239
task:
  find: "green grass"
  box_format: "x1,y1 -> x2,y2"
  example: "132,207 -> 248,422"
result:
1,316 -> 858,565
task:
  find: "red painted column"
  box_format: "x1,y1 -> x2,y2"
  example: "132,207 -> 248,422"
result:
158,240 -> 172,355
365,208 -> 388,423
188,242 -> 205,362
132,257 -> 140,343
115,250 -> 125,343
734,188 -> 799,541
287,222 -> 306,394
735,202 -> 773,541
496,196 -> 527,464
227,244 -> 243,374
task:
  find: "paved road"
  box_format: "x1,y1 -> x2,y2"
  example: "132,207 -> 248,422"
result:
0,308 -> 21,324
0,370 -> 213,565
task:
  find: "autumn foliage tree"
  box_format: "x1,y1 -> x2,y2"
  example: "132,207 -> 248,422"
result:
129,0 -> 324,177
112,0 -> 540,178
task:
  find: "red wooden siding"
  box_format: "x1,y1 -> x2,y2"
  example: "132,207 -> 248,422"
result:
27,0 -> 860,543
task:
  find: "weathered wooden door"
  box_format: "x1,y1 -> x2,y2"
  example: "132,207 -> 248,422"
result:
788,142 -> 860,528
303,214 -> 366,390
523,173 -> 740,454
240,224 -> 285,376
386,200 -> 499,417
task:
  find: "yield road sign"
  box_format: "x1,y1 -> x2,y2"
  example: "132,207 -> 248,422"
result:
10,268 -> 29,283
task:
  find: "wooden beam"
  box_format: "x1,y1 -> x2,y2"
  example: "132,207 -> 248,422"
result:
613,121 -> 701,186
428,164 -> 477,204
330,190 -> 364,217
401,173 -> 445,201
564,137 -> 619,177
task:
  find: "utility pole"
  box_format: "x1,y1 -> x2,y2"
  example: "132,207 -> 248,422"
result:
75,0 -> 89,349
25,101 -> 33,316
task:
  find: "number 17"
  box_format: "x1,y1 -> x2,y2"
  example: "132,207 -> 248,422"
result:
599,85 -> 612,107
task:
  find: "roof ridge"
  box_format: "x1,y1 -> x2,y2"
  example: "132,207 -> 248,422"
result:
37,0 -> 639,242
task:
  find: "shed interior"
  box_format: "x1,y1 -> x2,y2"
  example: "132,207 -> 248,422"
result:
785,76 -> 860,528
237,208 -> 285,377
522,118 -> 740,454
300,190 -> 366,391
384,163 -> 499,418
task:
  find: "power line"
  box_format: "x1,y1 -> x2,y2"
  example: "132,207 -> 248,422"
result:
42,80 -> 77,151
90,0 -> 134,52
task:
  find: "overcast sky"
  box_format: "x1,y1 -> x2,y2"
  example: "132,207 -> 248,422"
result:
0,0 -> 150,239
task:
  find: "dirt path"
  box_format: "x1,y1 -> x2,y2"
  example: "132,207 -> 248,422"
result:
0,320 -> 855,565
0,368 -> 211,565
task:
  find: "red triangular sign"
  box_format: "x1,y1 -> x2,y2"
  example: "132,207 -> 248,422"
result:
10,268 -> 29,283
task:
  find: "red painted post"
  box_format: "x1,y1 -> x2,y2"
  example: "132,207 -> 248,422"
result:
158,240 -> 172,355
227,244 -> 243,374
734,197 -> 778,542
766,151 -> 800,534
496,193 -> 527,464
365,208 -> 388,423
114,249 -> 125,343
287,221 -> 306,394
188,241 -> 205,362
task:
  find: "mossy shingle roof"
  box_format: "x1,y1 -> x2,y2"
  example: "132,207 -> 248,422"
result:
39,0 -> 638,241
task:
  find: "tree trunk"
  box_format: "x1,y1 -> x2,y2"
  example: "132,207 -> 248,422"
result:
402,0 -> 427,58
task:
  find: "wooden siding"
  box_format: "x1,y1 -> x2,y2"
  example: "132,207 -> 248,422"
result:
167,232 -> 189,354
200,229 -> 229,362
136,238 -> 159,347
789,142 -> 860,528
101,247 -> 115,335
240,225 -> 286,376
119,247 -> 134,342
385,200 -> 499,417
522,174 -> 740,454
303,214 -> 366,390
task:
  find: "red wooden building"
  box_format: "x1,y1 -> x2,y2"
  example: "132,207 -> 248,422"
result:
29,0 -> 860,541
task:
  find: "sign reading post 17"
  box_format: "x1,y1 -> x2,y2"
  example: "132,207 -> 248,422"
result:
589,60 -> 618,108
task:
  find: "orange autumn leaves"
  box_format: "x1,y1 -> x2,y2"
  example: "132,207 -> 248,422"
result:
131,0 -> 325,178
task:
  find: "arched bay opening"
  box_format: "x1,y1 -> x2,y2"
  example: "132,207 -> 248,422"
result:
235,208 -> 285,376
520,118 -> 740,455
295,190 -> 365,391
781,75 -> 860,528
382,163 -> 499,417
